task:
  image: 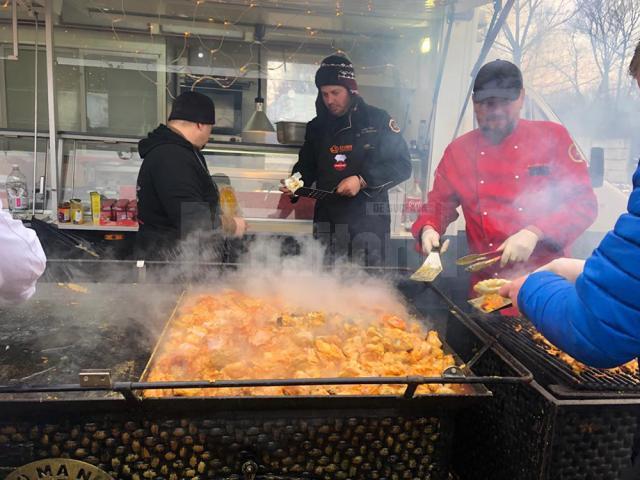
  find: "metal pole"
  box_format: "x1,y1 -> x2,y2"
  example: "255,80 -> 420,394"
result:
44,0 -> 58,213
8,0 -> 18,60
452,0 -> 516,140
32,13 -> 38,215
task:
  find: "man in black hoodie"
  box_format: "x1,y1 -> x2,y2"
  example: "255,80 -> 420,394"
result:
136,91 -> 245,260
280,55 -> 412,266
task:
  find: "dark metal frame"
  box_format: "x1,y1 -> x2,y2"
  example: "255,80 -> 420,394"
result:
1,260 -> 533,403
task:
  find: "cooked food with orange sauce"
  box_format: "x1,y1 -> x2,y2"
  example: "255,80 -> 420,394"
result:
480,293 -> 506,312
144,290 -> 467,397
530,331 -> 639,376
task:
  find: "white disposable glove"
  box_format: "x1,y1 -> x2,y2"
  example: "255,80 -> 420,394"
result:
420,227 -> 450,254
499,228 -> 539,267
534,257 -> 585,283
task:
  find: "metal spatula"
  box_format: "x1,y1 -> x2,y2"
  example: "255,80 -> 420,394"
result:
410,246 -> 443,282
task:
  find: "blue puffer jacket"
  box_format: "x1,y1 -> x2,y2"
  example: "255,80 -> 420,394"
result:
518,163 -> 640,368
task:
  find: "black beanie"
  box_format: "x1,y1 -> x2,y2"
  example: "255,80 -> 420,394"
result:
315,54 -> 359,95
168,91 -> 215,124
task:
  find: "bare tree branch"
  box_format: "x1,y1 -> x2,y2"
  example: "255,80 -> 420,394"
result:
573,0 -> 640,104
496,0 -> 576,66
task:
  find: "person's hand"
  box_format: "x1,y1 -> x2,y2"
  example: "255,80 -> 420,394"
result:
232,216 -> 247,237
498,274 -> 529,311
336,176 -> 361,197
498,228 -> 540,267
279,179 -> 295,197
535,257 -> 585,283
221,215 -> 246,237
420,227 -> 450,255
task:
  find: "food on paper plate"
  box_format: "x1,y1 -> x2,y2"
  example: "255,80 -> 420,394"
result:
473,278 -> 509,295
468,293 -> 512,313
283,172 -> 304,193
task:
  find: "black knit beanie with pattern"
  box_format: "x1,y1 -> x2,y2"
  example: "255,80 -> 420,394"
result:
314,54 -> 359,95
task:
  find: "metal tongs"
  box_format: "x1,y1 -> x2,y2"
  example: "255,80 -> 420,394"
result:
456,249 -> 502,272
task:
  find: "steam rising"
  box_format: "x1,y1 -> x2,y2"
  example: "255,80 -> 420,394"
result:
195,235 -> 411,320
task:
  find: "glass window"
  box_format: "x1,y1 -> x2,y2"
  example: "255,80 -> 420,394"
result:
83,52 -> 159,136
2,48 -> 49,131
266,59 -> 318,123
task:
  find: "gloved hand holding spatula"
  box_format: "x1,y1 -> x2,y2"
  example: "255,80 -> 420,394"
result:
411,227 -> 450,282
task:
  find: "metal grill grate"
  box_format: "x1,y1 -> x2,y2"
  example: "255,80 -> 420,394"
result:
479,315 -> 640,392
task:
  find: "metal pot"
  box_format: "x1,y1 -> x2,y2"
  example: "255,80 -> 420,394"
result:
276,121 -> 306,145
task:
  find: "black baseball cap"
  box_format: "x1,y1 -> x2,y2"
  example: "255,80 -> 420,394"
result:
472,59 -> 523,102
168,91 -> 215,124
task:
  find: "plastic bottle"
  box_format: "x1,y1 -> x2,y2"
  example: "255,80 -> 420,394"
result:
6,164 -> 28,212
219,185 -> 242,217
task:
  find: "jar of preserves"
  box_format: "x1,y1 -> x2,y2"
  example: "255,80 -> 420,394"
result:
70,198 -> 84,224
57,202 -> 71,223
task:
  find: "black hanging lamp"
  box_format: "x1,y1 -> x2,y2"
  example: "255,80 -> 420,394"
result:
243,24 -> 275,134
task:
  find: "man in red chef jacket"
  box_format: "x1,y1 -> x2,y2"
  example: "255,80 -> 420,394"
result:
412,60 -> 597,280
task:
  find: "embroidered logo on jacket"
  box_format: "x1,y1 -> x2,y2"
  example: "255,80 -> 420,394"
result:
333,154 -> 347,171
329,144 -> 353,154
568,143 -> 586,163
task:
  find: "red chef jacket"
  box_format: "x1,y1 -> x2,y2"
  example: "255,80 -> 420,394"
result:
412,119 -> 598,279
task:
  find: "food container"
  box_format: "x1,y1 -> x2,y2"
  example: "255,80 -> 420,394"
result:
100,199 -> 116,224
127,199 -> 138,221
90,191 -> 101,225
57,202 -> 70,223
114,198 -> 129,222
69,199 -> 84,224
275,121 -> 306,145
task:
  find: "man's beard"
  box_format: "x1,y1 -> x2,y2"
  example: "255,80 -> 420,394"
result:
328,98 -> 352,118
481,118 -> 517,144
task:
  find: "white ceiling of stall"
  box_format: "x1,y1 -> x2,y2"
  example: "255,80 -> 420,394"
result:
0,1 -> 473,39
0,0 -> 491,46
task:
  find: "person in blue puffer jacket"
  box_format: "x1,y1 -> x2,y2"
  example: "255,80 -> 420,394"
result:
501,162 -> 640,368
499,42 -> 640,368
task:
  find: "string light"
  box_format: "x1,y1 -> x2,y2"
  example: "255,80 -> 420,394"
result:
90,0 -> 406,100
420,37 -> 432,54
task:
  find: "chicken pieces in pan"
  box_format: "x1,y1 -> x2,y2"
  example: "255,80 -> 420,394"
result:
145,290 -> 466,397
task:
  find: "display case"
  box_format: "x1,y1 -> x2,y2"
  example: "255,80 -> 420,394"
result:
54,133 -> 318,234
51,133 -> 421,237
0,129 -> 423,239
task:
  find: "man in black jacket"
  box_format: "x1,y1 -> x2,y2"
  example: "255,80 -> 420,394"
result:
280,55 -> 412,266
136,91 -> 245,260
